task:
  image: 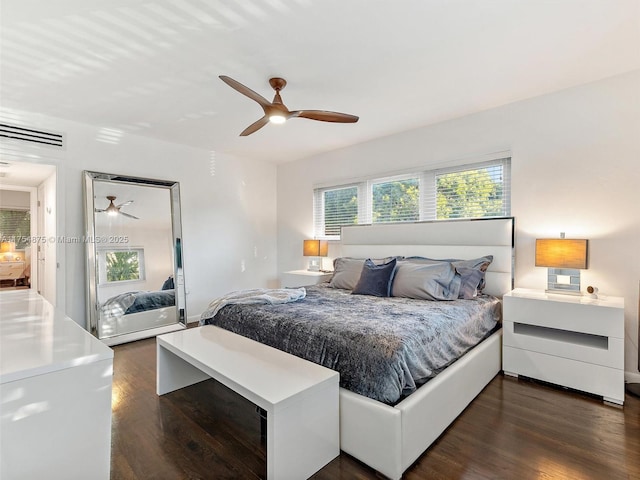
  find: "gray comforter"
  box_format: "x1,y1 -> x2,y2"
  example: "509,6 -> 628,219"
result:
200,284 -> 501,405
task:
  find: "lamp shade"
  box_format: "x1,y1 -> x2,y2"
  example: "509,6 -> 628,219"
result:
0,242 -> 15,253
535,239 -> 588,269
303,239 -> 328,257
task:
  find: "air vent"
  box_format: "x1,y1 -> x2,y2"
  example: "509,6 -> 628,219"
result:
0,123 -> 64,148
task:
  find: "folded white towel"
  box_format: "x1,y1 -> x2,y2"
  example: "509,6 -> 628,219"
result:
199,287 -> 306,325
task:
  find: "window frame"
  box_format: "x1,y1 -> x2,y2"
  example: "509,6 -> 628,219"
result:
97,246 -> 146,285
430,158 -> 511,221
313,156 -> 511,239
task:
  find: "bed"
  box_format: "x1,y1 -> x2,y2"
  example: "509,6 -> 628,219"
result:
99,289 -> 176,339
204,217 -> 514,479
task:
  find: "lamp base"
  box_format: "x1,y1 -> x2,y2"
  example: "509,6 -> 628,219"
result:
546,268 -> 581,295
545,288 -> 583,296
626,383 -> 640,398
307,258 -> 321,272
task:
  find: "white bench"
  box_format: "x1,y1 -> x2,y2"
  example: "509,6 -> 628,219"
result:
157,325 -> 339,480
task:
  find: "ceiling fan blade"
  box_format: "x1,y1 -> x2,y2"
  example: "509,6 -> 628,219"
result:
289,110 -> 359,123
240,116 -> 269,136
117,200 -> 133,208
95,208 -> 106,213
219,75 -> 271,109
119,211 -> 139,220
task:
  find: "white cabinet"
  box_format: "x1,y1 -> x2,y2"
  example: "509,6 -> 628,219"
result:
0,290 -> 114,479
503,288 -> 624,405
281,270 -> 333,288
0,260 -> 25,285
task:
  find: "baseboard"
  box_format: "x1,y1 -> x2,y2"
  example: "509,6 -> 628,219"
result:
187,313 -> 202,325
624,370 -> 640,384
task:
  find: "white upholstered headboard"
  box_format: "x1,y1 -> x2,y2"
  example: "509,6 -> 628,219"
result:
339,217 -> 514,298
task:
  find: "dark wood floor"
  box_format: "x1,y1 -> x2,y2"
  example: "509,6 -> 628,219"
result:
111,337 -> 640,480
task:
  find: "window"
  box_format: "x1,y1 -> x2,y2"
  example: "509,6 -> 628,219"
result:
433,161 -> 509,220
0,208 -> 30,249
98,248 -> 145,284
314,157 -> 510,239
314,185 -> 359,237
372,176 -> 420,223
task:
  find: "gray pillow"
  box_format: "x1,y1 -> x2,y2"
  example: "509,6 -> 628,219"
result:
404,255 -> 493,270
352,258 -> 397,297
329,256 -> 403,290
404,255 -> 493,295
329,258 -> 368,290
455,266 -> 486,299
391,261 -> 461,301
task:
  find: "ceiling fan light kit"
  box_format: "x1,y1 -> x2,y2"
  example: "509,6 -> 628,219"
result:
219,75 -> 359,136
269,114 -> 286,124
96,196 -> 138,220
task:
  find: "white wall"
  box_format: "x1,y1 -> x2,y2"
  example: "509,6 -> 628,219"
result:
38,172 -> 57,305
0,110 -> 278,324
0,189 -> 29,208
277,70 -> 640,380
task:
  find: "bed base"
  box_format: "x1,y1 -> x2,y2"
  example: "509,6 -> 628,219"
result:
340,329 -> 502,480
100,306 -> 184,346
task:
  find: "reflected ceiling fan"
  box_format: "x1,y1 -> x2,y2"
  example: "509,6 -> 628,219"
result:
95,196 -> 138,219
219,75 -> 359,136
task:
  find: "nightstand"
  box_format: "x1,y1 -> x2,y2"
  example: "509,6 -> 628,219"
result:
502,288 -> 625,405
0,261 -> 26,287
281,270 -> 333,288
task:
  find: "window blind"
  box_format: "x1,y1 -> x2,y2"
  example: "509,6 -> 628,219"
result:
314,185 -> 359,237
313,157 -> 510,239
425,158 -> 511,220
371,176 -> 420,224
0,208 -> 30,249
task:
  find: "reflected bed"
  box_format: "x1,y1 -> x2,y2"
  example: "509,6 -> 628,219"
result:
98,290 -> 176,339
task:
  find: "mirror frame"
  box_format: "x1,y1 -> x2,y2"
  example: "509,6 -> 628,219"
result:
83,171 -> 186,342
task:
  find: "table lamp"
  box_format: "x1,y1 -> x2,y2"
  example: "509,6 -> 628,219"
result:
303,239 -> 328,271
0,241 -> 15,261
535,234 -> 587,295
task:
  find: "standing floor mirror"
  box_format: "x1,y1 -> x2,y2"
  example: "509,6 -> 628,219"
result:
84,171 -> 186,345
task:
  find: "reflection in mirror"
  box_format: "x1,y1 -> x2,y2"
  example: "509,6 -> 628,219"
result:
84,171 -> 186,345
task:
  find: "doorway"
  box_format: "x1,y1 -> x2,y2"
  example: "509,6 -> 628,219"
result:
0,161 -> 57,305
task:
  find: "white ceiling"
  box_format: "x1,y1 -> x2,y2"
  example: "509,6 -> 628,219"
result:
1,0 -> 639,164
0,161 -> 56,187
93,180 -> 172,229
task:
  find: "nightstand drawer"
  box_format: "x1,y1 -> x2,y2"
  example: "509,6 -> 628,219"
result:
503,321 -> 624,369
503,346 -> 624,403
503,295 -> 623,339
0,262 -> 25,279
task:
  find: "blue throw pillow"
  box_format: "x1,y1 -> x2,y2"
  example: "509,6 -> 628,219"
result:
161,276 -> 174,290
352,258 -> 397,297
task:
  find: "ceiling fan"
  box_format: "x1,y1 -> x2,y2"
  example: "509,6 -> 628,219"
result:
219,75 -> 359,136
95,196 -> 138,219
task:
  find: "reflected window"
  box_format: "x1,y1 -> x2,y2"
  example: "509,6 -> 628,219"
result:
0,208 -> 30,249
98,248 -> 145,284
